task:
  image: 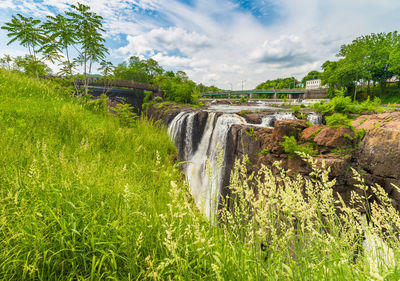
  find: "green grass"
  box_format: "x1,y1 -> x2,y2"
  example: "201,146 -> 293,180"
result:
1,70 -> 399,280
0,70 -> 183,279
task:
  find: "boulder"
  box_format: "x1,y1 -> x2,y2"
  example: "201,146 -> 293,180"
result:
242,113 -> 263,124
301,125 -> 324,141
314,126 -> 354,148
352,112 -> 400,131
273,119 -> 308,141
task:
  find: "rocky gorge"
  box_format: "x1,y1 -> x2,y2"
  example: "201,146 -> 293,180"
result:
148,102 -> 400,215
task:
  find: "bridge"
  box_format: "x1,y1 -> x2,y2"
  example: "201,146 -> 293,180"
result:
202,89 -> 326,99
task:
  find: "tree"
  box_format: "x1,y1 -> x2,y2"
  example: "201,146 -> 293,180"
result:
0,54 -> 12,70
256,77 -> 299,90
41,14 -> 77,76
14,55 -> 51,76
1,14 -> 46,79
301,70 -> 321,85
98,60 -> 114,77
67,3 -> 108,94
113,56 -> 165,83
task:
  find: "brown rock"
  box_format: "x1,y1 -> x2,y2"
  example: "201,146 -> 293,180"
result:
314,126 -> 354,148
356,126 -> 400,179
301,125 -> 324,141
273,119 -> 308,141
352,112 -> 400,132
242,113 -> 263,124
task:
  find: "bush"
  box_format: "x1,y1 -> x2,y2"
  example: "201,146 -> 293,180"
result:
240,96 -> 249,103
154,96 -> 163,103
325,113 -> 352,128
291,105 -> 301,114
143,90 -> 153,103
114,103 -> 138,127
281,136 -> 317,156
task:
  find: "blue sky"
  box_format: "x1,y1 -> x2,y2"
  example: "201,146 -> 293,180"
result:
1,0 -> 400,89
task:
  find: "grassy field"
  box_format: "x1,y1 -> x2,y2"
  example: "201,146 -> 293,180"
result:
0,70 -> 399,280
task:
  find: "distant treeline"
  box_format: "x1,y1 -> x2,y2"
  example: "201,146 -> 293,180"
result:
256,31 -> 400,100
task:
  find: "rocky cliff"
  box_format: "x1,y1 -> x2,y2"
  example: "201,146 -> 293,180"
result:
148,103 -> 400,211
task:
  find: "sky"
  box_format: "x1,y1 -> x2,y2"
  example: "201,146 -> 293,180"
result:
0,0 -> 400,89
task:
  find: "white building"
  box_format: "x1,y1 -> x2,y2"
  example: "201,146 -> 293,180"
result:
306,79 -> 323,89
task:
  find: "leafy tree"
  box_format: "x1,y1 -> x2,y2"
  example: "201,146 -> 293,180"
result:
1,14 -> 46,79
388,33 -> 400,87
98,61 -> 114,77
1,14 -> 45,59
256,77 -> 299,89
41,14 -> 77,76
14,55 -> 51,76
0,54 -> 13,70
301,70 -> 321,85
113,56 -> 164,83
66,3 -> 108,94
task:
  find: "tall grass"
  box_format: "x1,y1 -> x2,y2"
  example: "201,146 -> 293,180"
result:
0,69 -> 399,280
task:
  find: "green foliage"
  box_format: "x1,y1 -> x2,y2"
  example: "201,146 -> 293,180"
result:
154,73 -> 198,104
154,96 -> 163,103
245,127 -> 257,139
14,55 -> 51,76
85,93 -> 108,113
114,103 -> 138,127
325,113 -> 352,127
239,95 -> 249,102
281,136 -> 317,156
301,70 -> 321,85
290,105 -> 301,114
255,148 -> 269,155
256,77 -> 299,89
313,95 -> 384,115
321,31 -> 400,98
239,110 -> 251,115
2,69 -> 400,280
143,90 -> 153,103
113,56 -> 163,83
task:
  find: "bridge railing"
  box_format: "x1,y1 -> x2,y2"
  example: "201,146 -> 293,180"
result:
43,75 -> 163,93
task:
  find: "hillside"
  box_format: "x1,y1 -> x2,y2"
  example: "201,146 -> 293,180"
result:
0,70 -> 189,279
1,70 -> 399,280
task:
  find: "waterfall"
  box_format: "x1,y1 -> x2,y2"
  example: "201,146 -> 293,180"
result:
307,113 -> 323,125
260,112 -> 296,127
167,110 -> 321,218
168,112 -> 246,218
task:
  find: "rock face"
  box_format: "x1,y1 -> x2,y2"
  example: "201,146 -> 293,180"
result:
353,113 -> 400,209
149,104 -> 400,212
313,127 -> 355,148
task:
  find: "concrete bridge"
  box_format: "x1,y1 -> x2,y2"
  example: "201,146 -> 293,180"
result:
74,77 -> 164,96
202,89 -> 326,99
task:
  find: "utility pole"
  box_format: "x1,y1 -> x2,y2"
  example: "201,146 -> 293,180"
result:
241,80 -> 246,91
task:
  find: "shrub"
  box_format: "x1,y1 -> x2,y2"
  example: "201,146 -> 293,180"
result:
290,105 -> 301,114
154,96 -> 163,103
143,90 -> 153,103
325,113 -> 352,128
239,96 -> 249,103
114,103 -> 138,127
281,136 -> 317,156
85,93 -> 109,113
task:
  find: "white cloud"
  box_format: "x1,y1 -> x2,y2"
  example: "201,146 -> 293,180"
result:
1,0 -> 400,89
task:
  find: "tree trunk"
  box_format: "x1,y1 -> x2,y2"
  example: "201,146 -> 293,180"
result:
353,84 -> 357,102
84,51 -> 88,96
367,80 -> 370,94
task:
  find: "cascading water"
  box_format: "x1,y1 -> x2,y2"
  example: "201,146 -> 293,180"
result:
167,110 -> 319,218
307,113 -> 323,125
168,111 -> 247,218
260,112 -> 296,127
